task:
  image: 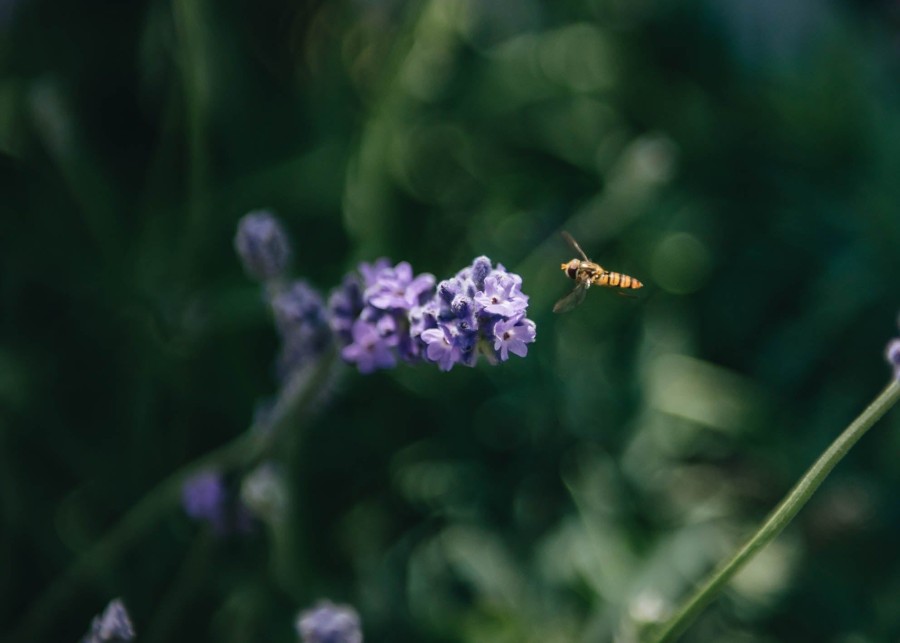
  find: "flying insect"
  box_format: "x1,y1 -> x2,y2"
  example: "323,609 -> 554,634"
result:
553,231 -> 643,313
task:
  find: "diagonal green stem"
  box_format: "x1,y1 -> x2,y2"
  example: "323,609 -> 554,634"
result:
10,351 -> 336,643
647,379 -> 900,643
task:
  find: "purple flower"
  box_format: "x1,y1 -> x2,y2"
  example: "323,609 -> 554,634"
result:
493,317 -> 537,361
365,261 -> 435,310
328,275 -> 364,344
272,281 -> 327,334
474,271 -> 528,316
341,319 -> 397,373
82,598 -> 135,643
329,259 -> 437,372
234,210 -> 291,281
296,601 -> 363,643
182,471 -> 225,525
271,280 -> 331,377
421,326 -> 460,371
409,300 -> 438,340
182,470 -> 254,535
358,258 -> 392,288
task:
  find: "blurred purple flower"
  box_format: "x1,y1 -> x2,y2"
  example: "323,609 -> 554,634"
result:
271,280 -> 331,378
296,601 -> 363,643
329,259 -> 436,372
887,337 -> 900,381
82,598 -> 134,643
272,280 -> 327,335
182,471 -> 225,524
328,275 -> 364,345
358,258 -> 392,288
364,261 -> 435,310
234,210 -> 291,281
341,319 -> 398,373
182,470 -> 253,535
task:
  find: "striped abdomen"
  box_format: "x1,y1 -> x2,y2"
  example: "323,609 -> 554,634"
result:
595,271 -> 643,290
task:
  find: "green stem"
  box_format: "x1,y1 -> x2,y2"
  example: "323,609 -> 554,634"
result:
10,351 -> 336,643
647,379 -> 900,643
142,531 -> 215,643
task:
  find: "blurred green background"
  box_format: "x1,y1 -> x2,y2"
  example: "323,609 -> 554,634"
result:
2,0 -> 900,641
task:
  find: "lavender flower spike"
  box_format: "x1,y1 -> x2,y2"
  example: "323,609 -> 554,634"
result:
329,255 -> 536,373
234,210 -> 291,281
296,600 -> 363,643
82,598 -> 135,643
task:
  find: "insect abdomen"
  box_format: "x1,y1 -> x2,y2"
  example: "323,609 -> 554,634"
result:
597,272 -> 643,289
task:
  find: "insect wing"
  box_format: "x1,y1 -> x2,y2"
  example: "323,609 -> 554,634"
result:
553,280 -> 589,313
561,231 -> 590,262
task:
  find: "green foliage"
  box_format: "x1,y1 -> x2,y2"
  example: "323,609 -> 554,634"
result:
2,0 -> 900,641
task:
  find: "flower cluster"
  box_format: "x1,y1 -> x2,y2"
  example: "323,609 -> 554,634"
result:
82,598 -> 134,643
414,256 -> 537,371
234,211 -> 537,375
329,256 -> 536,372
296,601 -> 363,643
181,470 -> 254,535
327,260 -> 435,373
887,318 -> 900,381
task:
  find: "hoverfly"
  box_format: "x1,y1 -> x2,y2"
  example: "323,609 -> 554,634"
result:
553,231 -> 643,313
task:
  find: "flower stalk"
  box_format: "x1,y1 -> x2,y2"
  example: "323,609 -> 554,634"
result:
646,379 -> 900,643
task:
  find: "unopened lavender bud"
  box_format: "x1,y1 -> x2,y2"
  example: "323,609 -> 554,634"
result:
470,256 -> 491,290
234,210 -> 291,281
437,279 -> 458,303
451,294 -> 472,318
